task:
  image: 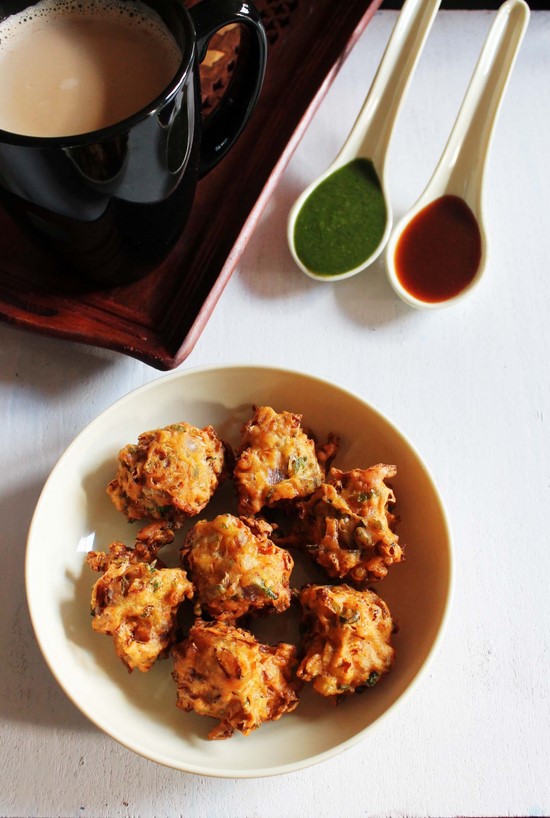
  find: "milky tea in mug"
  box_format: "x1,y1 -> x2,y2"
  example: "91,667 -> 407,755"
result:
0,0 -> 267,286
0,0 -> 182,137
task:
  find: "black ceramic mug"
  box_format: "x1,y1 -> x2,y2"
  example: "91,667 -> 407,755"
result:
0,0 -> 267,287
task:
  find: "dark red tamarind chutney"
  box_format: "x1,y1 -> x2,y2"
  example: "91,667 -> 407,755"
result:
394,194 -> 482,303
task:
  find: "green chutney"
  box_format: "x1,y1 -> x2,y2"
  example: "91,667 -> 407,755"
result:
293,158 -> 387,276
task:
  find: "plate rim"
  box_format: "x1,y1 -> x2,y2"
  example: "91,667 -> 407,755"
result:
25,362 -> 455,777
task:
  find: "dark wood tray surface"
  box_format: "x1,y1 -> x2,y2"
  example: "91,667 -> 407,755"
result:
0,0 -> 382,370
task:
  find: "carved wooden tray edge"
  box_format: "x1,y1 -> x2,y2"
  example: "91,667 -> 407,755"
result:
0,0 -> 383,369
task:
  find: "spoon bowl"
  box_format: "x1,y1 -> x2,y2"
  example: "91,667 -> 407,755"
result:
385,0 -> 530,309
287,0 -> 442,282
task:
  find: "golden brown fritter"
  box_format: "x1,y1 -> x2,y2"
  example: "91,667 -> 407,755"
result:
171,619 -> 300,739
297,584 -> 395,698
107,422 -> 228,526
233,405 -> 338,515
181,513 -> 293,620
291,464 -> 403,585
86,522 -> 194,672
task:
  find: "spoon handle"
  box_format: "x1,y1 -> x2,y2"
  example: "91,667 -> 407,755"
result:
427,0 -> 530,207
338,0 -> 441,173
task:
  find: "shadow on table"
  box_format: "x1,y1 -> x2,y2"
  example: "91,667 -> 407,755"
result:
0,480 -> 94,733
236,177 -> 315,303
0,329 -> 127,734
237,175 -> 421,333
0,320 -> 123,398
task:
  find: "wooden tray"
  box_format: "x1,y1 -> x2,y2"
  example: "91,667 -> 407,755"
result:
0,0 -> 382,370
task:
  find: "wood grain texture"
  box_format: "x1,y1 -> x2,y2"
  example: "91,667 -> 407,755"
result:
0,0 -> 382,370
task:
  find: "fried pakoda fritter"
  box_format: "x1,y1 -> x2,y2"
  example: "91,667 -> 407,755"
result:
171,619 -> 300,739
86,522 -> 194,672
181,513 -> 293,620
107,422 -> 228,526
233,405 -> 338,516
297,584 -> 395,698
290,464 -> 403,585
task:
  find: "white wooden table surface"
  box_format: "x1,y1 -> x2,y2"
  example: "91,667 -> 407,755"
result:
1,8 -> 549,817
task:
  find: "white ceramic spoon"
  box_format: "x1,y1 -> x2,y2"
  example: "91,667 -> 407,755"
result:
287,0 -> 442,281
385,0 -> 530,309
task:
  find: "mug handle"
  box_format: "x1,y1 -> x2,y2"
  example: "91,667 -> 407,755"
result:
189,0 -> 267,179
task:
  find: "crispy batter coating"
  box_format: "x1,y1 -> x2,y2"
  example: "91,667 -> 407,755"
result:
171,619 -> 300,739
181,513 -> 293,620
107,422 -> 228,526
86,522 -> 194,672
292,464 -> 403,585
297,584 -> 395,697
233,405 -> 338,515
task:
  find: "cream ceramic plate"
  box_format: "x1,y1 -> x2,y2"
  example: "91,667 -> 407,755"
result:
25,364 -> 453,777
